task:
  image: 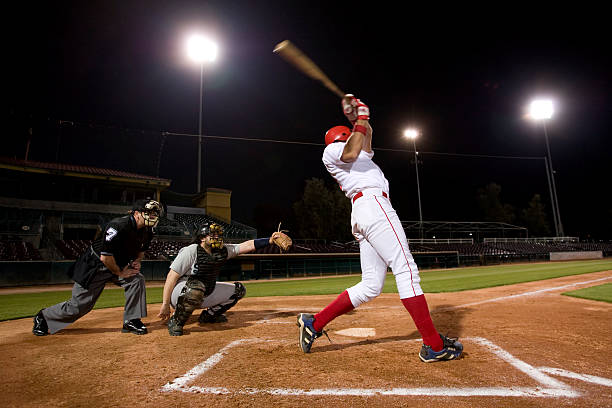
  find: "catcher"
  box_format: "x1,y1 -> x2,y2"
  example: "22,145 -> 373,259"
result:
158,222 -> 292,336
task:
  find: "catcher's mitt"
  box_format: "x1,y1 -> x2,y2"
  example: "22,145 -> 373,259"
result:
272,222 -> 292,252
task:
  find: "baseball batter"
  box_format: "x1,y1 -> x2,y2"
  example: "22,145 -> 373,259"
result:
297,95 -> 463,362
159,222 -> 291,336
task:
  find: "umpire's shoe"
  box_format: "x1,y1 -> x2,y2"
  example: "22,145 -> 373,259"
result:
297,313 -> 328,353
167,316 -> 184,336
419,334 -> 463,363
32,309 -> 49,336
122,318 -> 147,335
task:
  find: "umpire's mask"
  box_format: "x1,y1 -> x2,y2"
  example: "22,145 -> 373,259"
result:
134,199 -> 162,228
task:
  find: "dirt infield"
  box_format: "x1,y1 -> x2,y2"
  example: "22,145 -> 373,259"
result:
2,271 -> 612,408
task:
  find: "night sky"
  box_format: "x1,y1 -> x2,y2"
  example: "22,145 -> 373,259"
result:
6,1 -> 612,238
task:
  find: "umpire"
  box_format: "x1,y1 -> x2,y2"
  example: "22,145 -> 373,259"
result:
32,199 -> 162,336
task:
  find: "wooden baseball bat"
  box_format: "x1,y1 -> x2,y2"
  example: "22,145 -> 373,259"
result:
273,40 -> 345,98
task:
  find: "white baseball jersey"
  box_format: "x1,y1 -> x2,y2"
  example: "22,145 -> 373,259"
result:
322,142 -> 389,199
322,141 -> 423,304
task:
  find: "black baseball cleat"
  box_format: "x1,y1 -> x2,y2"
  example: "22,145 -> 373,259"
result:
32,309 -> 49,336
198,310 -> 228,324
122,318 -> 147,335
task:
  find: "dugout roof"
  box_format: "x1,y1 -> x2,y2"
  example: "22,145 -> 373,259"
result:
0,157 -> 171,188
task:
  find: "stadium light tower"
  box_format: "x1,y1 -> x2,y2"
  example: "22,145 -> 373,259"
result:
404,128 -> 424,240
528,99 -> 564,237
186,34 -> 218,193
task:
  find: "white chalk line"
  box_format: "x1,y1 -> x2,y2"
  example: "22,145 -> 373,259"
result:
438,276 -> 612,311
160,336 -> 586,398
178,386 -> 577,397
537,367 -> 612,387
161,339 -> 268,392
465,337 -> 569,390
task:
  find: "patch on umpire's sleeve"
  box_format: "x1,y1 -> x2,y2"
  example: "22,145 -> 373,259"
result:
105,227 -> 118,241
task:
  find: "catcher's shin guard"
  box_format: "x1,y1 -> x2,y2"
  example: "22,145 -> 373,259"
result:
169,279 -> 206,335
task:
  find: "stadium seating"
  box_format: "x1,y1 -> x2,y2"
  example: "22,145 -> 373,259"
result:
0,239 -> 43,261
172,213 -> 255,239
55,239 -> 92,259
145,240 -> 190,260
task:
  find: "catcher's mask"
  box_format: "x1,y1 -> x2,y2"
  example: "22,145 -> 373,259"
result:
325,125 -> 351,146
132,199 -> 163,228
198,223 -> 224,249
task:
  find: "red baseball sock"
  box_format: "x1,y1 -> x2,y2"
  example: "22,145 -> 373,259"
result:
401,295 -> 443,351
313,290 -> 354,332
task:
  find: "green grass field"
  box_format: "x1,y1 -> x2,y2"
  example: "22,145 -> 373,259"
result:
1,259 -> 611,321
562,282 -> 612,303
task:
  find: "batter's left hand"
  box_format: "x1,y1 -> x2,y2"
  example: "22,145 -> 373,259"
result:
342,94 -> 359,124
130,260 -> 142,270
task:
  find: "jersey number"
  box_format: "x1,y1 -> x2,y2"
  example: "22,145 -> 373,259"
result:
105,227 -> 118,242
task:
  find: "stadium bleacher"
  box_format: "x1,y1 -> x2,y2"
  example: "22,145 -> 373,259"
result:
172,213 -> 255,240
0,238 -> 43,261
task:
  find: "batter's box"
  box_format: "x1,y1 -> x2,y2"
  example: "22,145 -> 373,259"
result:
161,337 -> 580,398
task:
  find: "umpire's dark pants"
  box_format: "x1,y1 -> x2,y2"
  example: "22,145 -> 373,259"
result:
42,268 -> 147,334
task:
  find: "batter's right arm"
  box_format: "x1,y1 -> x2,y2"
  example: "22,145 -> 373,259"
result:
341,97 -> 371,162
362,122 -> 373,153
341,119 -> 369,162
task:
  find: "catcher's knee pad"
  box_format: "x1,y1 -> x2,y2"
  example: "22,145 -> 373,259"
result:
233,282 -> 246,300
204,282 -> 246,318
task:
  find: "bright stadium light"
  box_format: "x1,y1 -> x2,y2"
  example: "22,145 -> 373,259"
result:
403,127 -> 423,239
185,34 -> 219,193
403,128 -> 419,139
527,97 -> 563,237
186,34 -> 218,63
529,99 -> 554,120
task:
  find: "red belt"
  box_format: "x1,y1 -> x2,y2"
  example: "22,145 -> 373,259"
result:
352,191 -> 388,203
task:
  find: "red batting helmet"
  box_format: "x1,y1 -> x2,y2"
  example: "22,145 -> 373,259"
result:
325,125 -> 351,146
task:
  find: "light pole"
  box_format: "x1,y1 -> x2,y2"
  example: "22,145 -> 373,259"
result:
404,128 -> 423,240
186,34 -> 218,193
529,99 -> 564,237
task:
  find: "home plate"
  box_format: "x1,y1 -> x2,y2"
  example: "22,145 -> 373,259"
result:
334,328 -> 376,337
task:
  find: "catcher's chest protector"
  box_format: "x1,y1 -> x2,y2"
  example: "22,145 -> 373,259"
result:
195,245 -> 228,296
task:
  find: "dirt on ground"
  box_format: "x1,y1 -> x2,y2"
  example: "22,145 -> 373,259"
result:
2,271 -> 611,408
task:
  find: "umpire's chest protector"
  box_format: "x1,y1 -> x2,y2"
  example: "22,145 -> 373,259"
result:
194,246 -> 228,296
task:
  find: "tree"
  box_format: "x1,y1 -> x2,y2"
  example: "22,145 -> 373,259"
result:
520,194 -> 551,237
293,178 -> 352,241
476,182 -> 515,223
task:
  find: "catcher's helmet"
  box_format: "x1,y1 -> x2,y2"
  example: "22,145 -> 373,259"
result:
196,222 -> 224,249
325,125 -> 351,146
132,199 -> 162,228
